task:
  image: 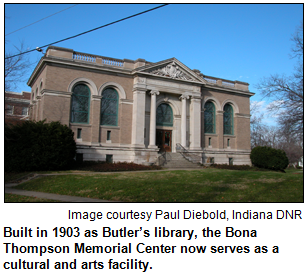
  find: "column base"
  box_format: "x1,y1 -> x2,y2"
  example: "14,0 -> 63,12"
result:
130,144 -> 146,149
148,145 -> 158,149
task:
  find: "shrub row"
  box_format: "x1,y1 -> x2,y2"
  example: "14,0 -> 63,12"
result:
209,164 -> 255,171
74,161 -> 162,172
5,120 -> 76,172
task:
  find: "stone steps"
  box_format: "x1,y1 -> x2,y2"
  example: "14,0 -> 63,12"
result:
159,153 -> 202,169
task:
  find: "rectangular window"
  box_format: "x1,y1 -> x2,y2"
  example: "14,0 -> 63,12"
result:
209,137 -> 211,146
6,105 -> 13,115
77,128 -> 82,139
107,131 -> 111,140
229,158 -> 233,166
22,107 -> 28,116
106,155 -> 113,163
227,139 -> 230,147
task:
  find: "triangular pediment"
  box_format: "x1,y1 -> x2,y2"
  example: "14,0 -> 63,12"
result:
135,58 -> 204,83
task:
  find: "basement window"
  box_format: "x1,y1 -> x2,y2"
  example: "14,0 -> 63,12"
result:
229,158 -> 233,166
77,128 -> 82,139
106,155 -> 113,163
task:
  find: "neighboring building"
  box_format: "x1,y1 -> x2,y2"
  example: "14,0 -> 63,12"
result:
27,46 -> 254,165
5,91 -> 31,125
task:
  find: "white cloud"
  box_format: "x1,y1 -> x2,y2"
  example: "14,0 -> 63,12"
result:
250,100 -> 266,112
250,100 -> 278,126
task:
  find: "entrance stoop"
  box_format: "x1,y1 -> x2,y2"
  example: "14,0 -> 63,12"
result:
158,152 -> 202,169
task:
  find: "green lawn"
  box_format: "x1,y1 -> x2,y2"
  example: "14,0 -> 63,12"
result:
11,169 -> 303,203
5,193 -> 59,203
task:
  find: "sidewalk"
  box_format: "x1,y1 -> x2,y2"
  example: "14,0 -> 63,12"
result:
5,187 -> 116,202
4,173 -> 120,203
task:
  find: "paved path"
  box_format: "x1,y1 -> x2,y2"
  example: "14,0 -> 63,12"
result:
5,187 -> 116,202
5,173 -> 123,202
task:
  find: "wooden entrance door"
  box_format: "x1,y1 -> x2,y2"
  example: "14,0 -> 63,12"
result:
156,130 -> 172,152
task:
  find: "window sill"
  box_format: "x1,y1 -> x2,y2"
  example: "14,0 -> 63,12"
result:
70,123 -> 91,127
100,125 -> 120,129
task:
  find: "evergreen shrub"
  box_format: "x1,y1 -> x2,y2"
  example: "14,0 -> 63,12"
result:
5,120 -> 76,172
250,146 -> 289,171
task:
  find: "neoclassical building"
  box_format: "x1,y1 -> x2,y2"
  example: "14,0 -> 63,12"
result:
28,46 -> 254,165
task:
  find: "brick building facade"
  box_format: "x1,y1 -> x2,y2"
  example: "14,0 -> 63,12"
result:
27,46 -> 254,165
5,91 -> 31,125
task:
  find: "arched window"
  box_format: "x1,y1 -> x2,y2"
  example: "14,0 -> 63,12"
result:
204,101 -> 215,133
70,84 -> 90,123
156,103 -> 173,126
223,103 -> 233,135
39,81 -> 43,94
100,88 -> 118,126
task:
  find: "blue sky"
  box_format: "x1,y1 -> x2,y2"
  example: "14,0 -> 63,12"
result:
5,3 -> 303,123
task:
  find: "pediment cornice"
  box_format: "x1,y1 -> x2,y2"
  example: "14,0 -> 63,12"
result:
134,58 -> 204,83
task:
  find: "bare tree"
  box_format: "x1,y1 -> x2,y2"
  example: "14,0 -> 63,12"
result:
250,101 -> 266,148
290,20 -> 303,59
5,41 -> 33,91
250,101 -> 279,149
250,101 -> 303,165
276,121 -> 303,165
251,119 -> 302,165
256,21 -> 303,136
5,14 -> 35,92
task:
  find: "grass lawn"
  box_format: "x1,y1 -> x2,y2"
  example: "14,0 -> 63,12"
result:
5,193 -> 59,203
11,168 -> 303,203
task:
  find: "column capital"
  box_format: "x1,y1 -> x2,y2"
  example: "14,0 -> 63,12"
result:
149,90 -> 160,96
179,94 -> 190,100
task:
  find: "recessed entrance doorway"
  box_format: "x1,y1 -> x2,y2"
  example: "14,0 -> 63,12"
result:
156,130 -> 172,152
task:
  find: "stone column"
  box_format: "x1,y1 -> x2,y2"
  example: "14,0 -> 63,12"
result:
180,94 -> 189,148
148,90 -> 159,148
131,88 -> 146,148
190,96 -> 202,150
